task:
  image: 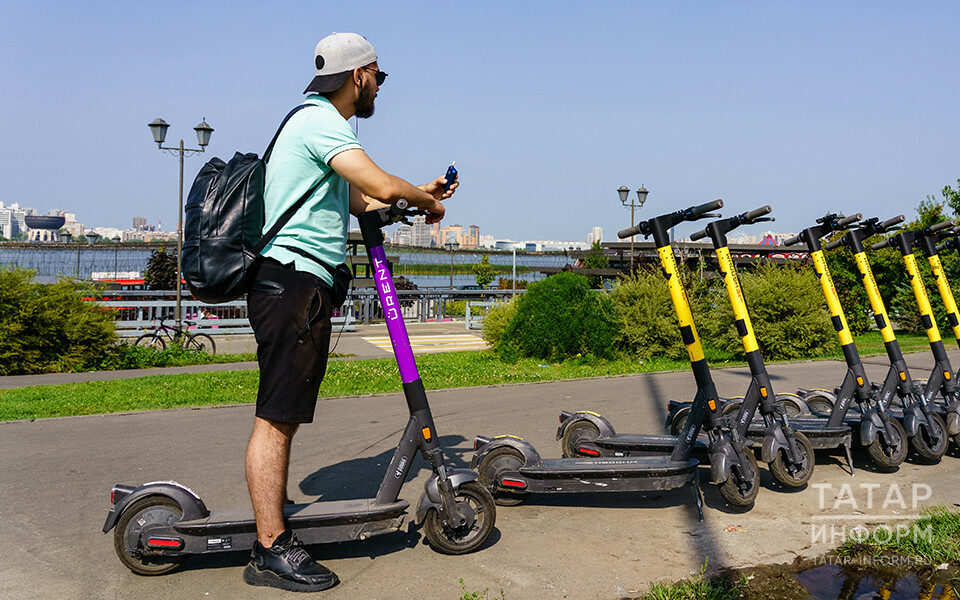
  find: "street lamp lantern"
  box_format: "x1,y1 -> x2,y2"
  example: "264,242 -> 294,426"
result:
61,232 -> 72,244
85,232 -> 100,245
112,235 -> 121,243
194,119 -> 214,147
617,184 -> 650,274
149,116 -> 213,329
636,185 -> 648,207
148,118 -> 170,145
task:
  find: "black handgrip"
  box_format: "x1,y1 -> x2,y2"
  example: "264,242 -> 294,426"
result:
825,239 -> 843,250
872,238 -> 893,251
691,199 -> 724,217
783,235 -> 801,247
690,229 -> 708,241
930,219 -> 956,233
937,242 -> 949,252
744,205 -> 772,222
618,224 -> 642,239
878,215 -> 905,231
837,214 -> 863,228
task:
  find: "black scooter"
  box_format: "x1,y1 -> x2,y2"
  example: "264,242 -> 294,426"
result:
782,214 -> 908,472
819,216 -> 949,462
471,200 -> 760,512
559,206 -> 834,487
103,202 -> 496,575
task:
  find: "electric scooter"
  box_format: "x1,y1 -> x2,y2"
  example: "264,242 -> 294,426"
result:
782,213 -> 908,472
819,215 -> 949,462
926,225 -> 960,446
559,206 -> 836,487
103,202 -> 496,575
874,220 -> 960,446
471,200 -> 761,511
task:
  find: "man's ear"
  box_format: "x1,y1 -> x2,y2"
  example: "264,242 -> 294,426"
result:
354,67 -> 363,86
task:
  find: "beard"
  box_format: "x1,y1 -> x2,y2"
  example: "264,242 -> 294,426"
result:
354,84 -> 376,119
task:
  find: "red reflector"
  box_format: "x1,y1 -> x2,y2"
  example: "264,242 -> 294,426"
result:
147,538 -> 183,549
501,479 -> 527,489
579,447 -> 600,456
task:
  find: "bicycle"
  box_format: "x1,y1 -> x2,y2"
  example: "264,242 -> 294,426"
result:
135,317 -> 217,355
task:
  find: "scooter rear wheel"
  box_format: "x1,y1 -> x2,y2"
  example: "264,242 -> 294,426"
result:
718,451 -> 760,508
423,481 -> 496,555
560,420 -> 600,458
769,431 -> 815,488
867,418 -> 907,472
477,447 -> 529,506
804,392 -> 834,417
909,413 -> 948,462
114,495 -> 187,575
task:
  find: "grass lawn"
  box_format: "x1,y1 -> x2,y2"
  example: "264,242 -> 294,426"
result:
0,331 -> 938,422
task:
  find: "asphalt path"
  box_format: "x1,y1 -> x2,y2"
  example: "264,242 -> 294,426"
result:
2,345 -> 959,599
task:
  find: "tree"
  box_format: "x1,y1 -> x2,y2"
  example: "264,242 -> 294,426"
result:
937,179 -> 960,217
583,241 -> 609,288
143,248 -> 177,290
472,254 -> 496,288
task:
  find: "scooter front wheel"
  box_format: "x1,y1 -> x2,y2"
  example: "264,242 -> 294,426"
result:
909,413 -> 948,463
114,495 -> 188,575
769,431 -> 815,488
423,481 -> 496,555
718,451 -> 760,508
867,418 -> 907,472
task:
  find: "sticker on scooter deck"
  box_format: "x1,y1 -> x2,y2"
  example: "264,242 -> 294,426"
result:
362,334 -> 489,354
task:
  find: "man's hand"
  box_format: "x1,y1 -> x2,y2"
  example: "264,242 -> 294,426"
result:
418,176 -> 456,223
420,176 -> 459,201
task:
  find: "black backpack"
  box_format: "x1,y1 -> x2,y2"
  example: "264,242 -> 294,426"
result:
182,104 -> 334,304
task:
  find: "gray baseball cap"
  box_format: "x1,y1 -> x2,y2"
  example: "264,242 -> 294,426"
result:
304,32 -> 378,94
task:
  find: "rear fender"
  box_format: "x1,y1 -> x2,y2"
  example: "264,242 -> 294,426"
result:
102,481 -> 208,533
469,435 -> 540,471
556,411 -> 615,441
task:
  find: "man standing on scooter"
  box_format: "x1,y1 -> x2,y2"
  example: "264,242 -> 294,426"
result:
244,32 -> 453,592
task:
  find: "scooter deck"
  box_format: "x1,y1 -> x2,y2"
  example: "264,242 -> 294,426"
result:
173,499 -> 410,552
591,434 -> 709,455
516,456 -> 699,493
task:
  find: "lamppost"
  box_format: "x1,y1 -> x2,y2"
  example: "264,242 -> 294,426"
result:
445,241 -> 459,289
112,235 -> 121,281
61,232 -> 78,278
148,117 -> 213,328
617,185 -> 648,273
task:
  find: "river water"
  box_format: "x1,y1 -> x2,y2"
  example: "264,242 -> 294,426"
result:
0,246 -> 573,288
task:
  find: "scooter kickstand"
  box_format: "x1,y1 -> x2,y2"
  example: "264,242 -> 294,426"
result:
692,470 -> 704,522
843,441 -> 855,477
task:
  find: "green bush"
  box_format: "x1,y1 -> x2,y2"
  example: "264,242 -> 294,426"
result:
610,269 -> 688,360
0,267 -> 117,375
497,272 -> 617,362
700,263 -> 838,361
481,296 -> 519,352
96,343 -> 221,370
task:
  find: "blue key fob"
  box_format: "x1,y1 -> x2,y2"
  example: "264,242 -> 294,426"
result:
443,162 -> 458,192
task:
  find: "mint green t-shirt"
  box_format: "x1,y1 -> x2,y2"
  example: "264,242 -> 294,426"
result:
260,95 -> 362,286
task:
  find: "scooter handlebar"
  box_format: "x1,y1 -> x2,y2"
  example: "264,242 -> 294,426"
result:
824,239 -> 843,250
690,199 -> 724,218
783,235 -> 801,247
837,214 -> 863,229
872,238 -> 893,251
878,215 -> 905,231
930,219 -> 956,233
690,229 -> 708,241
743,205 -> 772,222
618,225 -> 642,239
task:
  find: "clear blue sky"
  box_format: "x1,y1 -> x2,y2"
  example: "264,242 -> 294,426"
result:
2,1 -> 958,241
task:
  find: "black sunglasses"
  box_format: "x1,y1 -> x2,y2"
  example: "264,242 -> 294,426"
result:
362,67 -> 388,86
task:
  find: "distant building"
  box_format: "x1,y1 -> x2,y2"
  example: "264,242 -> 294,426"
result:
0,202 -> 32,239
587,226 -> 603,245
132,216 -> 147,231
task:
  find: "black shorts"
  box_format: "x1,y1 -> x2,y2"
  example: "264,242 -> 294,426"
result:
247,259 -> 333,424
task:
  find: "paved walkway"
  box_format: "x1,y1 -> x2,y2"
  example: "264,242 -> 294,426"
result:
2,349 -> 960,599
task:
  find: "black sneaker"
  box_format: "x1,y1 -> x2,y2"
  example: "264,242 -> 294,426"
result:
243,529 -> 339,592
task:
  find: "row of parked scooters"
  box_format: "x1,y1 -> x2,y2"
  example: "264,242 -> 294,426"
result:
471,201 -> 960,515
